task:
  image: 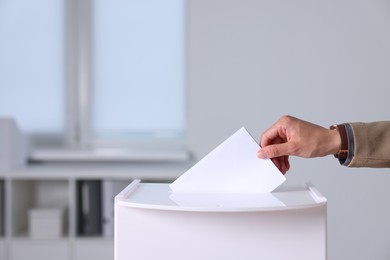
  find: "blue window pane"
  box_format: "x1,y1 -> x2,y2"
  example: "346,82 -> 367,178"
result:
0,0 -> 65,133
92,0 -> 186,140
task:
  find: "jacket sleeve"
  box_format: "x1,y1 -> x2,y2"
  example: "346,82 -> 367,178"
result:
348,121 -> 390,168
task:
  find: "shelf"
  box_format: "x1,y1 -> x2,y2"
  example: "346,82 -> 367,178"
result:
11,236 -> 70,242
10,179 -> 70,238
0,161 -> 191,180
74,236 -> 114,242
0,239 -> 6,260
9,239 -> 70,260
0,162 -> 188,260
73,238 -> 114,260
76,179 -> 129,238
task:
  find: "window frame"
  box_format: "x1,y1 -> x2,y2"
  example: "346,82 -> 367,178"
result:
29,0 -> 188,154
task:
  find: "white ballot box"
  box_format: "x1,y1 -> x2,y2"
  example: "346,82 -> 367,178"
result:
115,180 -> 327,260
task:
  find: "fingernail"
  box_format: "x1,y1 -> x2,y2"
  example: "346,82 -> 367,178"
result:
257,150 -> 268,159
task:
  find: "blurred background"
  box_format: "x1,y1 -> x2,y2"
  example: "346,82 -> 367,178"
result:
0,0 -> 390,259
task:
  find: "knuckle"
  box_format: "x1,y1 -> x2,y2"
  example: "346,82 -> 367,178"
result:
278,115 -> 294,127
267,145 -> 280,157
288,142 -> 300,155
280,115 -> 293,123
280,114 -> 290,120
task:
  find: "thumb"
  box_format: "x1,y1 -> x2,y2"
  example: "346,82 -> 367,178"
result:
257,143 -> 292,159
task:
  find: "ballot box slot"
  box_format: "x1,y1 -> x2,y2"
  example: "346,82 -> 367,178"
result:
116,180 -> 327,213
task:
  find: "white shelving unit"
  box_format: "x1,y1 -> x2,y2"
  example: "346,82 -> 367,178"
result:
0,162 -> 189,260
0,238 -> 5,260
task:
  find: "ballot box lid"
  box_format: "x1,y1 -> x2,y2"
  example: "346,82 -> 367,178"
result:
115,180 -> 326,212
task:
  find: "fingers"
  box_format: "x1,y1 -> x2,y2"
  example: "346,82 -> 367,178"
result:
258,115 -> 297,174
260,115 -> 295,148
283,155 -> 290,173
257,142 -> 294,159
270,157 -> 282,173
260,124 -> 285,148
257,143 -> 293,174
270,156 -> 290,174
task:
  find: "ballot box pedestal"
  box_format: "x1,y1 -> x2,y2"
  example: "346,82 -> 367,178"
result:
115,180 -> 327,260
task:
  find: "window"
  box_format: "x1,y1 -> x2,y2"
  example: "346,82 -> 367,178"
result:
92,0 -> 186,143
0,0 -> 65,134
0,0 -> 187,160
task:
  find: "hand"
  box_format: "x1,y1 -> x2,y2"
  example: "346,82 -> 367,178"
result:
257,115 -> 341,174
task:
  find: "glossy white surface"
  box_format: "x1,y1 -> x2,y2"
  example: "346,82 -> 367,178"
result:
115,181 -> 327,260
116,181 -> 326,212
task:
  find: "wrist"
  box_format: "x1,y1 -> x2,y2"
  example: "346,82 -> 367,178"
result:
329,124 -> 348,160
327,128 -> 341,155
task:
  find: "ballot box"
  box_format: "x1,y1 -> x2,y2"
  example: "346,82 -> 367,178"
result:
115,180 -> 327,260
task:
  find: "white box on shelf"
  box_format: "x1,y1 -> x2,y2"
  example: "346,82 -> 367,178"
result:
115,180 -> 327,260
28,208 -> 64,239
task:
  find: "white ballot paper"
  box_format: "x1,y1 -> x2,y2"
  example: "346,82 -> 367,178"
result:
170,127 -> 286,194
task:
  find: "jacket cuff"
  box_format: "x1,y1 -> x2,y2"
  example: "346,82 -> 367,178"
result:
341,123 -> 354,166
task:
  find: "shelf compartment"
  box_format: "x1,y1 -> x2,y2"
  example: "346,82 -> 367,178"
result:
10,179 -> 70,238
75,179 -> 129,237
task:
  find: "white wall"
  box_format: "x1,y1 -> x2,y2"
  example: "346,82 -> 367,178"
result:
187,1 -> 390,259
